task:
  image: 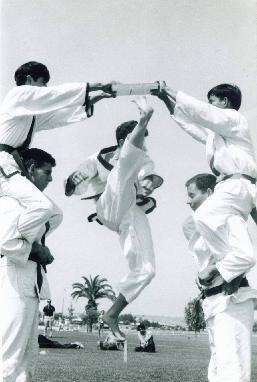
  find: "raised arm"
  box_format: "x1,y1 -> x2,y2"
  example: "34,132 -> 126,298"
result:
129,96 -> 154,149
129,97 -> 164,197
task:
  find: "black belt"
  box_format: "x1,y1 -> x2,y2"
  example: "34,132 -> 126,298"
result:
222,174 -> 256,184
202,277 -> 249,299
0,144 -> 15,154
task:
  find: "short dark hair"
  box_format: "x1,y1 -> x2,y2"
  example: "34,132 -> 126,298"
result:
137,323 -> 146,331
207,84 -> 241,110
185,173 -> 216,192
14,61 -> 50,86
21,148 -> 56,168
115,120 -> 148,143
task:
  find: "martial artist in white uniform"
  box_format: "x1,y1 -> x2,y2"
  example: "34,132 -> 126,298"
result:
0,61 -> 115,266
183,173 -> 257,382
153,83 -> 257,284
65,97 -> 163,340
0,148 -> 62,382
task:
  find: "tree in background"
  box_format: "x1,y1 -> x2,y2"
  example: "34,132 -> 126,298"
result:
82,308 -> 100,332
119,313 -> 136,325
68,303 -> 75,322
71,275 -> 116,332
184,297 -> 206,333
253,321 -> 257,332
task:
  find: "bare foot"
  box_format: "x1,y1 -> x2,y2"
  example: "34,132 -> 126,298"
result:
103,313 -> 126,342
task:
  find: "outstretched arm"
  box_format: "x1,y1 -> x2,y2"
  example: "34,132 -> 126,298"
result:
85,92 -> 115,117
129,96 -> 154,149
86,82 -> 117,115
152,82 -> 207,143
152,82 -> 241,138
151,81 -> 177,115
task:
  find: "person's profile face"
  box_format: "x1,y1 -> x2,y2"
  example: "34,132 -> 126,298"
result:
26,75 -> 48,87
186,183 -> 209,211
208,94 -> 226,109
31,163 -> 53,191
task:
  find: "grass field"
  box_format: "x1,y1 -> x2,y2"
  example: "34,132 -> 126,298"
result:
34,330 -> 257,382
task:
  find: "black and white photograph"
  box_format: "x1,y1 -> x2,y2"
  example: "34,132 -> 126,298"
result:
1,1 -> 257,381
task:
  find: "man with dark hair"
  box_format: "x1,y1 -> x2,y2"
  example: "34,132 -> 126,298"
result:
185,173 -> 216,212
207,83 -> 242,111
0,60 -> 116,277
65,97 -> 163,341
183,173 -> 257,382
14,61 -> 50,86
43,299 -> 55,337
185,173 -> 217,193
0,148 -> 62,382
115,120 -> 148,142
21,147 -> 56,168
153,82 -> 257,288
135,323 -> 155,353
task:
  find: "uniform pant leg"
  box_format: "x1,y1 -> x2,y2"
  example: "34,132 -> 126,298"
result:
117,206 -> 155,303
0,173 -> 53,245
194,179 -> 255,260
207,299 -> 254,382
96,140 -> 155,302
206,320 -> 218,382
1,295 -> 39,382
17,303 -> 39,382
96,140 -> 144,231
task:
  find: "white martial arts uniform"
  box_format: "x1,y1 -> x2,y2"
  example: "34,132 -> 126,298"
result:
174,91 -> 257,282
0,196 -> 62,382
0,83 -> 89,257
183,215 -> 257,382
66,140 -> 163,303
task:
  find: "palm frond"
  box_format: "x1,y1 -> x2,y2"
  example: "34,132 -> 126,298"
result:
71,274 -> 115,306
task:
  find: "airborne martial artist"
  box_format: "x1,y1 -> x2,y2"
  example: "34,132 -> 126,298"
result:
65,97 -> 163,340
0,61 -> 115,266
153,83 -> 257,284
0,148 -> 62,382
184,173 -> 257,382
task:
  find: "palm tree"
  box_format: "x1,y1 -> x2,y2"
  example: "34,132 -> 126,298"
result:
71,275 -> 116,332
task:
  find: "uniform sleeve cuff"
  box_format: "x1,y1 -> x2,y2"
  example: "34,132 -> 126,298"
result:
83,83 -> 94,118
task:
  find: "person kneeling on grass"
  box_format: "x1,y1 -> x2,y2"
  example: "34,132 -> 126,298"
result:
99,331 -> 123,351
135,323 -> 155,353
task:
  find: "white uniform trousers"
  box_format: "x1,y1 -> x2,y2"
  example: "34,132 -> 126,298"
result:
207,299 -> 254,382
194,178 -> 256,268
1,295 -> 39,382
0,155 -> 53,253
96,140 -> 155,303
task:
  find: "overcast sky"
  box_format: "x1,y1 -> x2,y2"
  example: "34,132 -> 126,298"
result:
1,0 -> 257,318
